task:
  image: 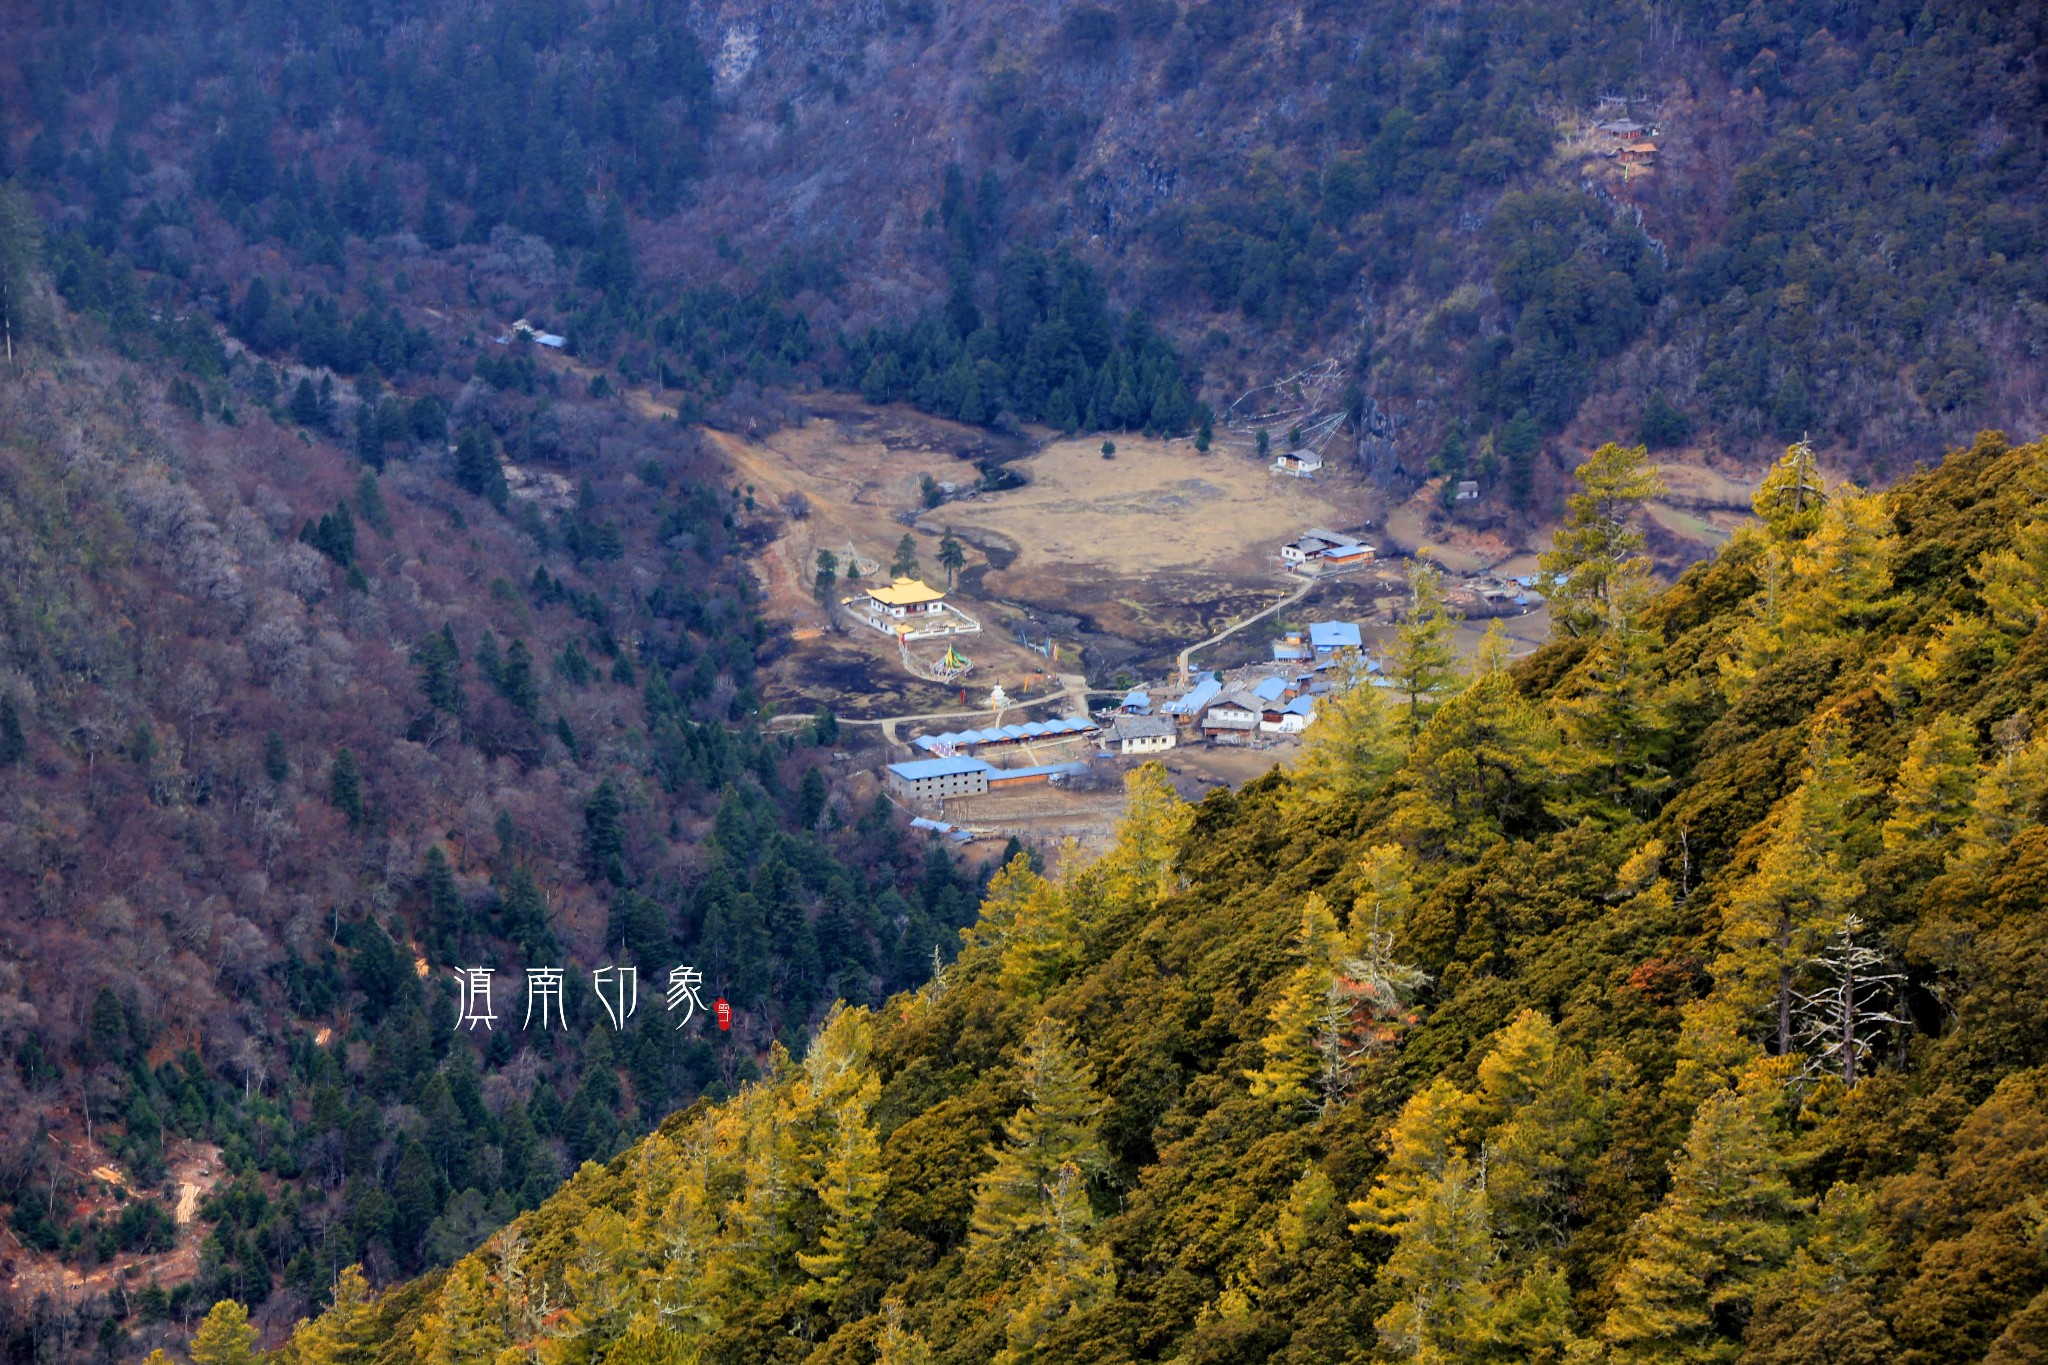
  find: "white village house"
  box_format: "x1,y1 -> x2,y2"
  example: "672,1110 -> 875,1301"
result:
1273,448 -> 1324,477
1201,691 -> 1264,742
1103,714 -> 1177,755
1281,529 -> 1376,574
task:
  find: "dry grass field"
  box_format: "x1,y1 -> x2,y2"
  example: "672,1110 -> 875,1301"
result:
697,398 -> 1382,707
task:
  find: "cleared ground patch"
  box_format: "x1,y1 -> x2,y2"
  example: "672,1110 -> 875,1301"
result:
702,399 -> 1378,706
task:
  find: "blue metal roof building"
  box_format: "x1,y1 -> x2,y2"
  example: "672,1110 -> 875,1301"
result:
1309,621 -> 1363,651
1162,677 -> 1223,716
911,716 -> 1099,754
887,755 -> 994,780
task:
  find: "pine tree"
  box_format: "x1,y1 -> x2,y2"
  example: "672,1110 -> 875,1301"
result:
1487,1262 -> 1578,1364
1777,486 -> 1895,646
814,549 -> 839,613
1752,438 -> 1828,542
994,1163 -> 1116,1365
422,846 -> 464,955
1245,894 -> 1345,1112
1553,559 -> 1673,814
417,186 -> 454,251
584,779 -> 626,885
411,1257 -> 508,1365
329,748 -> 365,829
1716,542 -> 1791,702
190,1300 -> 258,1365
795,1092 -> 883,1295
1472,1011 -> 1622,1248
1600,1075 -> 1805,1363
876,1299 -> 933,1365
498,639 -> 538,716
414,626 -> 463,714
970,1020 -> 1106,1248
1776,1182 -> 1888,1315
1290,666 -> 1402,805
1975,508 -> 2048,639
1714,714 -> 1865,1054
1880,712 -> 1978,850
1349,1078 -> 1472,1237
1338,844 -> 1430,1066
988,859 -> 1078,999
1538,441 -> 1666,638
1389,671 -> 1559,859
1389,562 -> 1462,731
295,1266 -> 379,1365
938,529 -> 966,587
0,694 -> 24,766
1953,717 -> 2048,871
454,429 -> 508,508
891,533 -> 921,580
1078,764 -> 1193,943
584,195 -> 636,296
1372,1154 -> 1497,1362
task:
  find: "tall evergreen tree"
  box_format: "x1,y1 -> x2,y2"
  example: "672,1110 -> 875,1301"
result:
938,529 -> 966,588
1601,1074 -> 1805,1362
970,1020 -> 1106,1248
1539,441 -> 1666,638
1388,562 -> 1462,731
414,625 -> 463,715
1291,666 -> 1402,806
1751,438 -> 1828,542
189,1300 -> 258,1365
1244,894 -> 1346,1113
1714,714 -> 1865,1055
0,694 -> 24,766
421,846 -> 464,956
330,748 -> 365,829
584,779 -> 626,885
497,639 -> 539,716
453,429 -> 508,508
1552,560 -> 1673,814
891,533 -> 921,580
1880,712 -> 1978,851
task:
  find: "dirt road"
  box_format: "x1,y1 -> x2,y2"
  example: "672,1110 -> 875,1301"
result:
1176,573 -> 1322,681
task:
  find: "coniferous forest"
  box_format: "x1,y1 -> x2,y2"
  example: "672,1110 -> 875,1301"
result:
260,432 -> 2048,1365
2,1 -> 2048,1364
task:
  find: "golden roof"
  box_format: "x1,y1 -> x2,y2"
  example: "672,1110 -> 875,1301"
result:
866,576 -> 945,606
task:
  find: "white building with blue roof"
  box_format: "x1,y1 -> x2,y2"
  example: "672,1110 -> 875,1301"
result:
885,755 -> 995,800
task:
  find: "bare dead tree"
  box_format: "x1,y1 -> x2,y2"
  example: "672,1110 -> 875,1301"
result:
1793,915 -> 1905,1084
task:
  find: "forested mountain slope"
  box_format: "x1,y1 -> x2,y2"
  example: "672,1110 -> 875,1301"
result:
0,323 -> 994,1352
5,1 -> 2046,504
281,430 -> 2048,1362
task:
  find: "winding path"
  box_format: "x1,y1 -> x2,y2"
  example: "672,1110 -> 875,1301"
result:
1175,573 -> 1322,683
768,675 -> 1107,747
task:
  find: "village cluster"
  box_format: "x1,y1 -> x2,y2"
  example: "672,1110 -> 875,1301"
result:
881,616 -> 1382,804
848,519 -> 1548,835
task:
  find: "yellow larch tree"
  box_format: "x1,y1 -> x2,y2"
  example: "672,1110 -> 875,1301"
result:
1713,713 -> 1866,1055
